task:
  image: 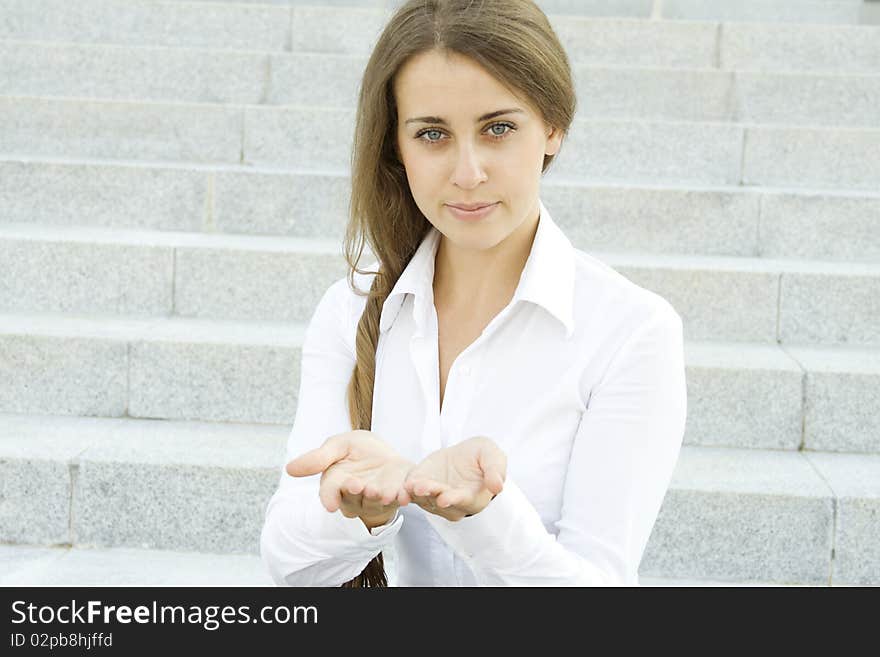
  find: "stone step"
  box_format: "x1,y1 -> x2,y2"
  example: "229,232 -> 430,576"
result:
0,544 -> 830,587
158,0 -> 872,28
3,41 -> 879,129
2,223 -> 879,345
1,97 -> 878,191
659,0 -> 865,26
0,544 -> 274,586
1,1 -> 878,72
0,413 -> 876,585
2,157 -> 877,263
0,544 -> 835,587
0,311 -> 878,452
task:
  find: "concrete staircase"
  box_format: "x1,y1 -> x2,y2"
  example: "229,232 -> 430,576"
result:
1,0 -> 878,587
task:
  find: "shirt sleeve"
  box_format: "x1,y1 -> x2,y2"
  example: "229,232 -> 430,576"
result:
423,304 -> 687,586
260,277 -> 404,587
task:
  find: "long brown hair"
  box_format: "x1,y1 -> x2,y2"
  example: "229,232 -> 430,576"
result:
339,0 -> 577,587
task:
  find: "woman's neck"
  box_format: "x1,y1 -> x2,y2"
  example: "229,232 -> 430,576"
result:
432,208 -> 539,312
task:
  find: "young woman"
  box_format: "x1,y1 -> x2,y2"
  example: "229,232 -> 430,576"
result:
260,0 -> 687,587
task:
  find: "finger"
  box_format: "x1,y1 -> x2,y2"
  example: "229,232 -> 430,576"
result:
412,479 -> 445,497
484,470 -> 504,495
361,496 -> 386,516
318,482 -> 343,513
380,486 -> 399,506
286,435 -> 350,477
397,487 -> 412,507
436,489 -> 468,509
477,446 -> 507,495
362,482 -> 380,500
343,476 -> 365,495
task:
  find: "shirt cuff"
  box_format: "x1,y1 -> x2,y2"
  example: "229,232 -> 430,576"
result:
306,492 -> 404,560
422,476 -> 545,570
368,508 -> 403,536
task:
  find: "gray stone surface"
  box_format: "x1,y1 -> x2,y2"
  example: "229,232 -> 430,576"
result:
779,266 -> 880,346
803,452 -> 880,585
0,330 -> 128,417
638,575 -> 820,587
2,414 -> 877,583
0,97 -> 242,164
0,417 -> 105,545
7,38 -> 878,132
0,159 -> 207,232
0,460 -> 72,546
683,342 -> 804,450
736,71 -> 880,128
784,346 -> 880,452
8,158 -> 875,263
571,67 -> 734,122
0,0 -> 291,51
758,191 -> 880,262
548,119 -> 744,187
604,253 -> 780,342
744,125 -> 880,192
0,226 -> 173,316
0,414 -> 288,554
0,41 -> 268,105
721,22 -> 880,73
551,17 -> 718,69
0,0 -> 879,588
267,52 -> 367,108
663,0 -> 862,25
0,312 -> 305,422
72,420 -> 285,553
75,463 -> 276,554
127,317 -> 303,424
542,183 -> 760,257
242,106 -> 354,171
0,545 -> 273,586
290,5 -> 389,56
0,225 -> 354,321
213,170 -> 351,240
162,0 -> 656,17
174,240 -> 347,321
641,446 -> 835,584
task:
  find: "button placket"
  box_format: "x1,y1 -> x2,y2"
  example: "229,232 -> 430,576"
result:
410,333 -> 443,456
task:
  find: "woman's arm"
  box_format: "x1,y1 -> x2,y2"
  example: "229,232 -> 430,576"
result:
423,303 -> 687,586
260,277 -> 404,587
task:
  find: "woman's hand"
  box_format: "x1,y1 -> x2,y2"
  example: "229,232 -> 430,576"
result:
404,436 -> 507,522
286,430 -> 414,530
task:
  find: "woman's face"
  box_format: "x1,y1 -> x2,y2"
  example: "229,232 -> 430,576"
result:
393,49 -> 563,251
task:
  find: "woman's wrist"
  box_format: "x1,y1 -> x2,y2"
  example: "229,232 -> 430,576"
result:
359,510 -> 397,530
464,493 -> 496,518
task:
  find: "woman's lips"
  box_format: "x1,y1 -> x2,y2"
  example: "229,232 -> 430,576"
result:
446,202 -> 499,221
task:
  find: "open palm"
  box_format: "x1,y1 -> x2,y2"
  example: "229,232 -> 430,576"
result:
404,436 -> 506,521
287,430 -> 414,528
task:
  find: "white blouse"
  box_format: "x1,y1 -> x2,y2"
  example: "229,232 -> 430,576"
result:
260,198 -> 687,586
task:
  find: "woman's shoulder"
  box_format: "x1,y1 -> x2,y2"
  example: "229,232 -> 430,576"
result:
312,262 -> 381,346
570,248 -> 682,335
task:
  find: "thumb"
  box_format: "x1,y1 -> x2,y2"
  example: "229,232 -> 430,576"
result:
286,435 -> 350,477
477,443 -> 507,496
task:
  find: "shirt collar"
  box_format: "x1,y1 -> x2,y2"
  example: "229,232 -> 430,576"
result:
378,198 -> 576,339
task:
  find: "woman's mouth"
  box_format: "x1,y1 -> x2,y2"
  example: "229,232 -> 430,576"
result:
445,202 -> 499,222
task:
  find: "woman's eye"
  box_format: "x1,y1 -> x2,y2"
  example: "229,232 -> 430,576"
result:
416,122 -> 516,144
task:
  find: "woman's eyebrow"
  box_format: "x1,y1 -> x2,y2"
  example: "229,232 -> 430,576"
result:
405,108 -> 524,126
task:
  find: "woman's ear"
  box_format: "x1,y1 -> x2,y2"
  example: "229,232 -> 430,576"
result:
545,124 -> 564,157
